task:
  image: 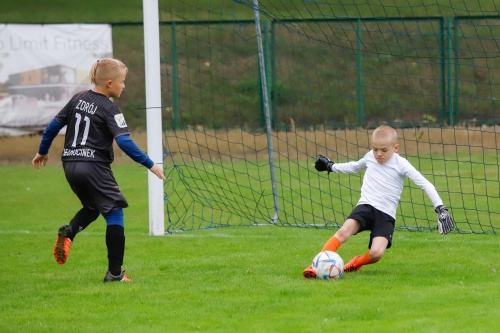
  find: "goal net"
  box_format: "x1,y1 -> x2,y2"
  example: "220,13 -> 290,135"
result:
157,0 -> 500,234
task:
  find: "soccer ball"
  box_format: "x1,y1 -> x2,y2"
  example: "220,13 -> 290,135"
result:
312,251 -> 344,280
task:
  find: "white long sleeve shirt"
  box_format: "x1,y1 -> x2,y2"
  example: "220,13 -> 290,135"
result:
330,151 -> 443,218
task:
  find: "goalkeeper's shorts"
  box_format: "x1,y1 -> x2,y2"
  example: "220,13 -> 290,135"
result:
347,204 -> 395,249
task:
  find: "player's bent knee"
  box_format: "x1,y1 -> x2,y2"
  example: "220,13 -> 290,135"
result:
369,247 -> 386,262
335,219 -> 360,241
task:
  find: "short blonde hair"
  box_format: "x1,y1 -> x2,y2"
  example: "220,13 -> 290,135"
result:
371,125 -> 398,144
90,58 -> 128,85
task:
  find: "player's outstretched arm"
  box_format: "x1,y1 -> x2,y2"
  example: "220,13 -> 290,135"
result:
116,135 -> 165,180
435,205 -> 455,234
315,155 -> 335,173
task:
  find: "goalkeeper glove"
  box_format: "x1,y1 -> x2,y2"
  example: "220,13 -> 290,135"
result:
435,205 -> 455,235
315,155 -> 334,173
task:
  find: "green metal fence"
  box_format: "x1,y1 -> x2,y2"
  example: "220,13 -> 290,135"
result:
157,15 -> 500,130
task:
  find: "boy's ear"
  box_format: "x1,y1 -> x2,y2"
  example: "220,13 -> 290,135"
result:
394,143 -> 400,152
105,79 -> 113,87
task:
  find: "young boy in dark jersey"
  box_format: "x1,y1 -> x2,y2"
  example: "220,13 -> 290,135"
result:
32,58 -> 165,282
303,125 -> 455,278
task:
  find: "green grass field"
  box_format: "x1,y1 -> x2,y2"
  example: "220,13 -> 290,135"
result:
1,2 -> 500,332
0,164 -> 498,332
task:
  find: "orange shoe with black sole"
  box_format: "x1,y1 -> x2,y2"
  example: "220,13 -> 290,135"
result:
343,255 -> 363,273
53,225 -> 72,264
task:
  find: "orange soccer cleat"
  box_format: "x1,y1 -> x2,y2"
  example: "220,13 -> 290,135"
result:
343,255 -> 363,273
53,225 -> 72,264
303,264 -> 317,279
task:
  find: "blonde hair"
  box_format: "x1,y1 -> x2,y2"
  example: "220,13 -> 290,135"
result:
371,125 -> 398,144
90,58 -> 128,85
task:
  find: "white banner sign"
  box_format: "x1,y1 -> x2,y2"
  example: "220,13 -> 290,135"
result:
0,24 -> 112,136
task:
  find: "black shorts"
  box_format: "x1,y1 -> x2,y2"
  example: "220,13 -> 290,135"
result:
347,204 -> 395,249
63,161 -> 128,214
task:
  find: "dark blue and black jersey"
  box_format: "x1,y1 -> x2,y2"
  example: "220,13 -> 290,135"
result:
55,90 -> 130,163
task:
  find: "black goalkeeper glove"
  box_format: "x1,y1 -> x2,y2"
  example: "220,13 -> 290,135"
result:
435,205 -> 455,235
315,155 -> 334,173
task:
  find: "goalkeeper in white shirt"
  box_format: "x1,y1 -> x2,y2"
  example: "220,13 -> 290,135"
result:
304,125 -> 455,278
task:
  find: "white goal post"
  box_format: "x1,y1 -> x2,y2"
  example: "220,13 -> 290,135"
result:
143,0 -> 165,236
